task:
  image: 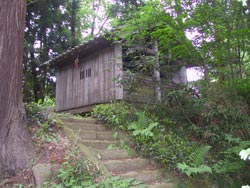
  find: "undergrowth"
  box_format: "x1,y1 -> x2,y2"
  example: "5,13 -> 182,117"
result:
25,99 -> 64,143
92,102 -> 194,169
91,83 -> 250,187
40,148 -> 145,188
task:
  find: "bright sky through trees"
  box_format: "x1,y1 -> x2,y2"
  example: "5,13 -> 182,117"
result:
187,67 -> 204,82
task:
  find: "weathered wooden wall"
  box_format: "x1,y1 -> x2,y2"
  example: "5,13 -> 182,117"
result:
122,73 -> 156,104
122,66 -> 188,104
56,44 -> 123,112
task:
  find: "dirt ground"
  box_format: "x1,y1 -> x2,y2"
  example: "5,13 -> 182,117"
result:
0,126 -> 70,188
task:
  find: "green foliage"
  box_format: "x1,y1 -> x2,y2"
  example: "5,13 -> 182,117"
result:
13,184 -> 25,188
95,176 -> 145,188
25,97 -> 56,124
25,100 -> 63,143
213,139 -> 250,174
92,103 -> 194,169
41,149 -> 144,188
177,163 -> 212,177
128,112 -> 158,137
236,80 -> 250,106
189,145 -> 211,166
40,96 -> 56,107
188,82 -> 250,143
177,145 -> 212,176
33,113 -> 64,143
137,130 -> 194,169
47,113 -> 64,128
41,150 -> 95,188
25,102 -> 45,125
92,102 -> 135,129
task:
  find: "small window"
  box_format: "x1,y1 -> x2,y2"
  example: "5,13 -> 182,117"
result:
88,68 -> 91,77
80,71 -> 85,80
80,68 -> 91,80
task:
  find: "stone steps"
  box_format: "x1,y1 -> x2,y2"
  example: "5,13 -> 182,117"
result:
147,182 -> 176,188
65,122 -> 108,131
61,116 -> 177,187
102,158 -> 154,174
95,149 -> 137,160
120,169 -> 163,183
61,117 -> 97,124
68,129 -> 114,140
80,139 -> 118,149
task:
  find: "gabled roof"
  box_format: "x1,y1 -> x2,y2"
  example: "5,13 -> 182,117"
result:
43,36 -> 112,68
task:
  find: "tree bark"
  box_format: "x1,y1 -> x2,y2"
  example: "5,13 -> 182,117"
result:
153,39 -> 161,102
0,0 -> 33,178
71,0 -> 77,47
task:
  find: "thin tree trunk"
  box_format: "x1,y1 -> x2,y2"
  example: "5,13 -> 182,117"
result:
30,51 -> 39,103
90,0 -> 97,36
227,25 -> 238,98
39,26 -> 49,103
0,0 -> 33,178
71,0 -> 77,47
153,39 -> 161,102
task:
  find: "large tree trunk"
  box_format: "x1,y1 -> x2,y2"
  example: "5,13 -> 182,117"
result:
0,0 -> 33,178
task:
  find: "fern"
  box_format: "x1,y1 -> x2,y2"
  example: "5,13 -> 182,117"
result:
177,162 -> 212,177
131,122 -> 158,137
189,145 -> 211,166
177,145 -> 212,176
128,112 -> 158,137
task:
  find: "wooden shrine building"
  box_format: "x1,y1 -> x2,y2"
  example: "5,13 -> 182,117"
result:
43,36 -> 187,113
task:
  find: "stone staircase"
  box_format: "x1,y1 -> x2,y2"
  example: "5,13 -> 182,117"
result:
60,116 -> 177,188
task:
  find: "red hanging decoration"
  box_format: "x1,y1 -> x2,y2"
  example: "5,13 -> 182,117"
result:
74,57 -> 79,69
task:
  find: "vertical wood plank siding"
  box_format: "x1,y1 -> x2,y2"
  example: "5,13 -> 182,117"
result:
56,45 -> 123,112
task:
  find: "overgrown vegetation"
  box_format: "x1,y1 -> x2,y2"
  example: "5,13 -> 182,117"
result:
92,82 -> 250,187
20,100 -> 146,188
40,148 -> 145,188
92,102 -> 194,169
24,98 -> 64,143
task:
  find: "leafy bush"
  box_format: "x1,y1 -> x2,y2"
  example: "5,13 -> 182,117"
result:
25,102 -> 46,125
200,83 -> 250,141
135,130 -> 194,169
25,99 -> 63,143
33,113 -> 64,143
92,87 -> 250,185
236,80 -> 250,107
92,103 -> 194,169
41,150 -> 95,188
41,96 -> 56,107
213,137 -> 250,174
92,102 -> 135,130
25,97 -> 56,125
